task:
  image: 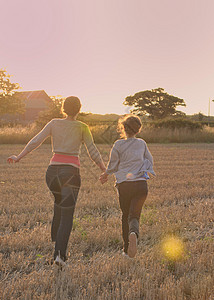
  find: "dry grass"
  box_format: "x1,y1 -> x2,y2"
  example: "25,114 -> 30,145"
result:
0,124 -> 42,144
0,143 -> 214,299
139,126 -> 214,143
0,124 -> 214,144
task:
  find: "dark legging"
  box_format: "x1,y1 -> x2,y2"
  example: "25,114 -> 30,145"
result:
46,165 -> 81,260
117,180 -> 148,253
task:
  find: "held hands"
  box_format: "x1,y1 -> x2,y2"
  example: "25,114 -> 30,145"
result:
7,155 -> 20,164
99,172 -> 108,184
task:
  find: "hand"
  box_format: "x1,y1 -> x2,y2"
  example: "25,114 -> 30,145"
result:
99,172 -> 108,184
7,155 -> 20,163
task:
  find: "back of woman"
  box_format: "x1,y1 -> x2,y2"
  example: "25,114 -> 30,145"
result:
109,138 -> 153,183
7,96 -> 106,267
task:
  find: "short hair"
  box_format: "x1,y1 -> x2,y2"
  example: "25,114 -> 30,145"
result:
118,115 -> 142,138
63,96 -> 81,117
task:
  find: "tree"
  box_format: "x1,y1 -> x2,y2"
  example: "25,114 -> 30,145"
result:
123,88 -> 186,119
36,95 -> 90,126
191,112 -> 205,122
0,70 -> 25,115
36,96 -> 65,126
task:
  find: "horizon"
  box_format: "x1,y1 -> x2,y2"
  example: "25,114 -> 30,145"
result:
2,0 -> 214,116
8,86 -> 213,117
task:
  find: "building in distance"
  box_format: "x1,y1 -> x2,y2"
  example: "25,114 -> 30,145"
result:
1,90 -> 52,124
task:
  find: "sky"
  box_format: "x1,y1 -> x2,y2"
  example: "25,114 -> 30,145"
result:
1,0 -> 214,115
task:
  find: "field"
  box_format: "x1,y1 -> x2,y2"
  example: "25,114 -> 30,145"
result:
0,143 -> 214,299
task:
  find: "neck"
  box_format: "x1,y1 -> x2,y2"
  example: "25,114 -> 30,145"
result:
66,115 -> 77,121
126,134 -> 135,139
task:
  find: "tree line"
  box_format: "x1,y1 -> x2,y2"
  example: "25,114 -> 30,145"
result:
0,69 -> 211,123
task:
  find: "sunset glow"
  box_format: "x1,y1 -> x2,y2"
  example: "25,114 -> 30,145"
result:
1,0 -> 214,115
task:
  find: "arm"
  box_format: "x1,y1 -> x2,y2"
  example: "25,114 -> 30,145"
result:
144,143 -> 153,165
83,125 -> 106,172
106,143 -> 120,174
100,143 -> 120,184
7,121 -> 52,163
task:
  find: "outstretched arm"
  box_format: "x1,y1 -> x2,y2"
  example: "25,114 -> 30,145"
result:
7,121 -> 52,163
7,148 -> 30,163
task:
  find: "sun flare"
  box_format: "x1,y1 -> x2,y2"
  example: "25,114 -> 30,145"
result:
161,236 -> 185,261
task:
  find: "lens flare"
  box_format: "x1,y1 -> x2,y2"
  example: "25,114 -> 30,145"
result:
161,236 -> 184,261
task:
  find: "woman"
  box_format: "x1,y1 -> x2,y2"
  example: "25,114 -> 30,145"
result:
7,96 -> 106,266
100,115 -> 155,258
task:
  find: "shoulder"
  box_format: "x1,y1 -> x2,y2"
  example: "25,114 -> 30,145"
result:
44,118 -> 57,127
47,118 -> 65,128
112,139 -> 125,150
76,120 -> 89,129
136,138 -> 147,146
50,118 -> 63,124
51,119 -> 87,127
51,118 -> 64,122
114,139 -> 124,146
77,121 -> 92,138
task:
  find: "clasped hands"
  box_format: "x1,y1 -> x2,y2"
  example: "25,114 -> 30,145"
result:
99,172 -> 108,184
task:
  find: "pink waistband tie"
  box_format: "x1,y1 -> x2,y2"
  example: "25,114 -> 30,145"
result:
50,154 -> 80,167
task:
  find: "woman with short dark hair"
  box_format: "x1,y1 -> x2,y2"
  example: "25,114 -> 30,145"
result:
7,96 -> 106,266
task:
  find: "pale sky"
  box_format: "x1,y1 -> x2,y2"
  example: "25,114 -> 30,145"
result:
1,0 -> 214,115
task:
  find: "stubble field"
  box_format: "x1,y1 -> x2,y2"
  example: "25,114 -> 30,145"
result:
0,143 -> 213,300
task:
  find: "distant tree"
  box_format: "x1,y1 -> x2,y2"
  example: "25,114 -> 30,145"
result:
198,112 -> 205,121
123,88 -> 186,119
77,112 -> 91,122
152,118 -> 203,130
0,70 -> 25,115
36,96 -> 90,126
192,112 -> 205,121
36,96 -> 65,126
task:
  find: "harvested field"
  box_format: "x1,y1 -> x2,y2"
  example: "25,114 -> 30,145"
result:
0,143 -> 213,299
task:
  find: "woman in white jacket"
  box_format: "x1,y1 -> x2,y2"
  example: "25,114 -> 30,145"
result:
100,115 -> 155,258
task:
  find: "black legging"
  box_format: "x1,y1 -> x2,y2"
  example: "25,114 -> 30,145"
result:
46,165 -> 81,260
117,180 -> 148,253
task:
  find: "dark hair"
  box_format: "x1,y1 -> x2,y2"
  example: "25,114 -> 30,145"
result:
118,115 -> 142,138
63,96 -> 81,117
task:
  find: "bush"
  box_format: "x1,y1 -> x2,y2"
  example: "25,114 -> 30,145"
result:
1,123 -> 214,144
36,97 -> 64,127
151,118 -> 203,130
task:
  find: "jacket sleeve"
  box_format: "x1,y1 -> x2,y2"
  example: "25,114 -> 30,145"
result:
144,143 -> 153,165
82,125 -> 102,165
24,120 -> 52,153
106,143 -> 120,174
